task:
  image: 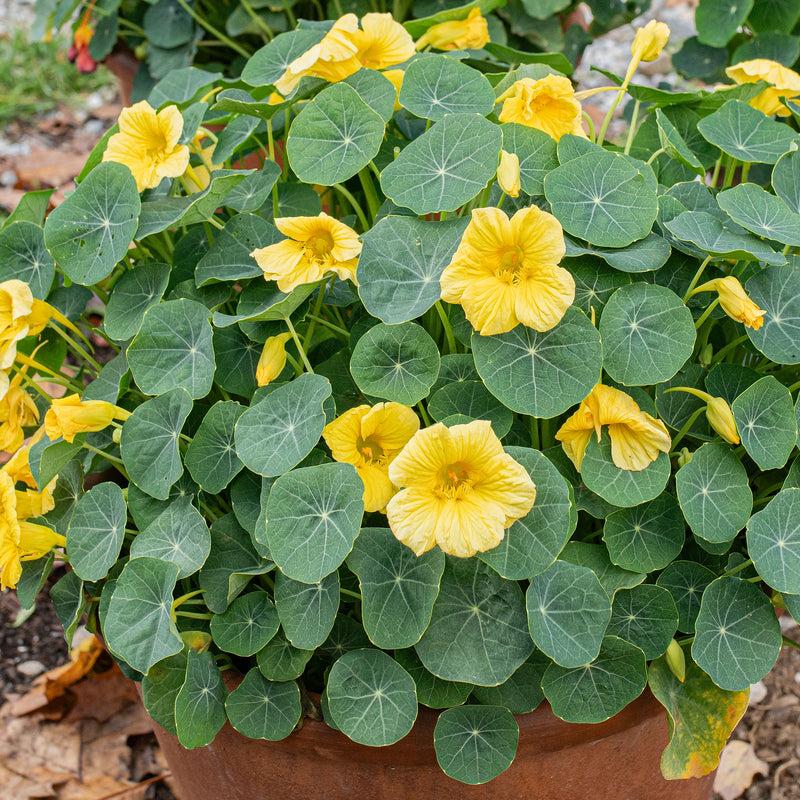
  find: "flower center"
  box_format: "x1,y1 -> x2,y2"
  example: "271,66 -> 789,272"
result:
357,435 -> 384,463
306,231 -> 335,258
437,461 -> 474,497
496,246 -> 524,280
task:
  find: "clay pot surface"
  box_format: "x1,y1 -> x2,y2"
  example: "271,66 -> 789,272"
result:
151,687 -> 714,800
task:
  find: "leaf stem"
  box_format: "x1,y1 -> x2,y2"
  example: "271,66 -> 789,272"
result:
285,317 -> 314,373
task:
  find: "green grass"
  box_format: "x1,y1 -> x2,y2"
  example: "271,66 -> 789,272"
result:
0,27 -> 115,129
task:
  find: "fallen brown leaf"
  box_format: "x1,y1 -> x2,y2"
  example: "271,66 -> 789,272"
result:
713,739 -> 769,800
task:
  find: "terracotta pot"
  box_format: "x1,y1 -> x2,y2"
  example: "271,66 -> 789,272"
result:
103,49 -> 140,107
150,688 -> 714,800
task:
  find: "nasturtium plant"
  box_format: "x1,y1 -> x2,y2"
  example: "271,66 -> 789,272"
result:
6,9 -> 800,790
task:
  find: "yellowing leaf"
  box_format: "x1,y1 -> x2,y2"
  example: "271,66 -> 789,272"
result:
648,654 -> 749,779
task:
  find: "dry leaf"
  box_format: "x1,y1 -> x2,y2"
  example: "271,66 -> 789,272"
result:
713,740 -> 769,800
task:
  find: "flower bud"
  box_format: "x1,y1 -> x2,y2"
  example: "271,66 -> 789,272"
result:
665,639 -> 686,683
706,396 -> 740,445
677,447 -> 692,468
631,20 -> 670,63
694,276 -> 766,330
699,343 -> 713,368
497,150 -> 520,198
256,332 -> 293,387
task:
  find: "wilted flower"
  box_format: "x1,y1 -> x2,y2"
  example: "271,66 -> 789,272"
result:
556,383 -> 672,472
440,205 -> 574,336
323,402 -> 420,512
726,59 -> 800,116
386,420 -> 536,557
44,394 -> 131,443
415,8 -> 489,51
103,101 -> 190,191
497,75 -> 586,141
256,333 -> 293,386
497,150 -> 520,197
68,17 -> 97,74
693,276 -> 766,330
251,213 -> 361,293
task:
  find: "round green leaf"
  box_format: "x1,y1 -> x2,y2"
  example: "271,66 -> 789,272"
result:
479,448 -> 572,580
599,283 -> 695,386
327,649 -> 417,746
350,322 -> 440,405
127,299 -> 215,398
274,569 -> 340,650
526,559 -> 611,668
347,526 -> 445,649
746,265 -> 800,364
393,647 -> 473,709
655,109 -> 705,176
380,114 -> 502,215
471,307 -> 601,418
287,83 -> 385,185
676,442 -> 752,543
225,669 -> 301,740
697,100 -> 799,164
696,0 -> 752,47
416,557 -> 532,686
141,651 -> 188,737
256,630 -> 313,681
43,161 -> 140,285
235,373 -> 332,477
242,29 -> 327,87
692,576 -> 781,690
129,498 -> 211,578
185,401 -> 246,493
581,436 -> 670,508
357,215 -> 468,324
747,488 -> 800,594
565,233 -> 671,274
606,584 -> 678,660
428,380 -> 512,438
266,462 -> 364,583
471,652 -> 549,714
104,261 -> 171,342
399,55 -> 495,120
501,123 -> 558,196
66,482 -> 126,582
212,325 -> 261,398
120,388 -> 192,501
174,649 -> 227,749
732,376 -> 797,470
544,151 -> 658,247
656,560 -> 717,634
434,705 -> 518,785
51,569 -> 86,649
342,69 -> 397,122
718,183 -> 800,246
210,590 -> 280,657
541,636 -> 646,723
0,221 -> 55,299
773,147 -> 800,214
603,493 -> 685,572
559,541 -> 645,598
104,556 -> 183,674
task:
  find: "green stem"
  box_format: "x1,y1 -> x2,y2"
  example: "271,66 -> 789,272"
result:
710,155 -> 723,188
82,442 -> 127,469
282,0 -> 297,30
711,334 -> 749,364
174,0 -> 251,58
416,402 -> 433,426
285,317 -> 314,373
580,111 -> 596,143
722,155 -> 738,190
623,100 -> 641,156
694,298 -> 720,330
646,147 -> 666,165
358,168 -> 381,222
529,416 -> 540,450
206,215 -> 225,230
669,407 -> 705,451
682,256 -> 712,302
434,301 -> 457,355
596,86 -> 626,145
340,587 -> 362,601
332,183 -> 369,231
306,314 -> 349,337
50,325 -> 102,373
303,277 -> 331,351
240,0 -> 272,39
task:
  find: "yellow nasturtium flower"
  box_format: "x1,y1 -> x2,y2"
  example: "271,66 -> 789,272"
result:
0,472 -> 65,591
0,279 -> 52,370
440,205 -> 575,336
497,75 -> 586,141
726,59 -> 800,116
250,213 -> 362,293
323,402 -> 420,512
352,13 -> 416,70
102,101 -> 190,191
256,333 -> 293,387
623,20 -> 670,87
44,395 -> 131,443
415,8 -> 489,51
2,427 -> 45,489
386,420 -> 536,558
0,374 -> 40,453
497,150 -> 521,198
693,276 -> 766,330
555,383 -> 672,472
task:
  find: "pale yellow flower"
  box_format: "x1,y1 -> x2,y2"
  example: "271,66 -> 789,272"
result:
706,397 -> 739,445
497,150 -> 520,198
415,8 -> 489,51
44,394 -> 131,443
556,383 -> 671,472
382,68 -> 405,110
184,134 -> 223,193
440,205 -> 574,336
15,478 -> 56,520
323,402 -> 419,512
498,75 -> 586,141
103,101 -> 190,191
0,374 -> 40,453
386,420 -> 536,557
693,276 -> 766,330
352,13 -> 415,70
2,427 -> 45,489
256,333 -> 293,387
631,20 -> 670,63
726,59 -> 800,116
0,280 -> 51,370
275,15 -> 360,96
250,213 -> 362,293
0,472 -> 65,591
